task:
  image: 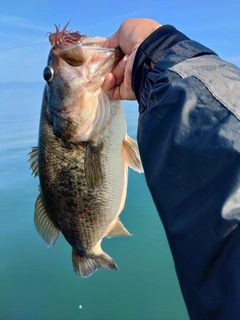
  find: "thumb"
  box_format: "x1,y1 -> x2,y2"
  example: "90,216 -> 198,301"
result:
103,31 -> 120,49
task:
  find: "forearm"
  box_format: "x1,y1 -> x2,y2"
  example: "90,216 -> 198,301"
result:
134,26 -> 240,319
132,25 -> 216,103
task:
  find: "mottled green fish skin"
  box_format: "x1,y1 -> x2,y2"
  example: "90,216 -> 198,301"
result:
38,89 -> 127,257
30,31 -> 143,278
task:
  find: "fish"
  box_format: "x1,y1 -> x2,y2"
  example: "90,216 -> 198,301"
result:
28,22 -> 143,278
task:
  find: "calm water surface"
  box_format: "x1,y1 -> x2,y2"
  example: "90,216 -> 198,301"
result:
0,86 -> 189,320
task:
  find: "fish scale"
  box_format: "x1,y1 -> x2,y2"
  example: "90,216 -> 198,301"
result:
29,23 -> 143,277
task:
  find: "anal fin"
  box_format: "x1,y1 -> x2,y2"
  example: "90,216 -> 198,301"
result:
34,193 -> 60,248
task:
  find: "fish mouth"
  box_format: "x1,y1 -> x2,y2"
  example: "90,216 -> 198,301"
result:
48,22 -> 123,67
52,41 -> 116,67
52,40 -> 123,68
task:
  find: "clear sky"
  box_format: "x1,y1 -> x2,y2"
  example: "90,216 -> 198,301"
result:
0,0 -> 240,109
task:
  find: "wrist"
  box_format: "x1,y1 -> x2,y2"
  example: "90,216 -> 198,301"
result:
132,25 -> 188,101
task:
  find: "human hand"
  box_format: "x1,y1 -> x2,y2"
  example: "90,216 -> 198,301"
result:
102,18 -> 162,100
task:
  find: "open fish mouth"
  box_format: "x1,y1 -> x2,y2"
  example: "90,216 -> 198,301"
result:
53,43 -> 116,67
47,21 -> 120,67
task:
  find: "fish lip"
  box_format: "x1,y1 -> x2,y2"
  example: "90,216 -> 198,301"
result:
52,40 -> 117,67
52,42 -> 116,55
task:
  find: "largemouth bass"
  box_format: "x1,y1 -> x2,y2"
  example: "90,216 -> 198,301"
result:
29,22 -> 143,278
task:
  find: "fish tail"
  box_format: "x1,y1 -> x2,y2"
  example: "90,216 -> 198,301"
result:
72,248 -> 119,278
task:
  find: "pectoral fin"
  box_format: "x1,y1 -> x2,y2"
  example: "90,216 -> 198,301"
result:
28,147 -> 39,177
84,141 -> 103,190
107,219 -> 132,238
123,135 -> 143,173
34,193 -> 60,248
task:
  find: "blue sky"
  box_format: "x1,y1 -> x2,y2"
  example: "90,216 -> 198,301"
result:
0,0 -> 240,114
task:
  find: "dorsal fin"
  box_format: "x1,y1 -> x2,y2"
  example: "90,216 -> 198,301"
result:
106,219 -> 132,238
28,147 -> 39,177
34,193 -> 60,248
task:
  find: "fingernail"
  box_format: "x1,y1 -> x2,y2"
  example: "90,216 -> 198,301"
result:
103,39 -> 110,48
119,55 -> 129,68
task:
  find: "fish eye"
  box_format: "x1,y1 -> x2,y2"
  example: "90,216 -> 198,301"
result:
43,66 -> 54,82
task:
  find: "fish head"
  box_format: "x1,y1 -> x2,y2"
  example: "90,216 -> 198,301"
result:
42,22 -> 123,143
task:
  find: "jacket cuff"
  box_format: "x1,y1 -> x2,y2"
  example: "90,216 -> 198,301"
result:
132,25 -> 216,102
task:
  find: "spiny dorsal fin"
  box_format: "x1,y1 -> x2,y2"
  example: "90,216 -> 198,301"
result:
72,249 -> 118,278
28,147 -> 39,177
107,219 -> 132,238
122,135 -> 143,173
84,141 -> 103,190
34,194 -> 60,248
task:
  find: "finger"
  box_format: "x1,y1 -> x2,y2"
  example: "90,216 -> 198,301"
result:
103,30 -> 120,48
102,55 -> 128,100
102,73 -> 116,98
124,52 -> 135,90
112,55 -> 128,86
102,73 -> 123,100
118,50 -> 136,100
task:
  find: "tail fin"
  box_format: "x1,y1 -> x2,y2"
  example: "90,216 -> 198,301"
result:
72,249 -> 118,278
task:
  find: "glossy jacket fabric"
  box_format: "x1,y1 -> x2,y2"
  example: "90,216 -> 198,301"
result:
133,25 -> 240,320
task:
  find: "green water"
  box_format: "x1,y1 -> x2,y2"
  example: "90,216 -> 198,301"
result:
0,93 -> 189,319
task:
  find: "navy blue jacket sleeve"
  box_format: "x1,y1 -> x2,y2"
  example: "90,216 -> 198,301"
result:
133,25 -> 240,320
